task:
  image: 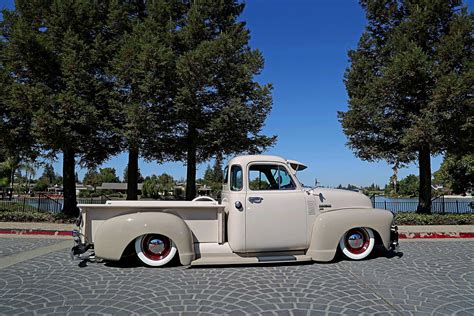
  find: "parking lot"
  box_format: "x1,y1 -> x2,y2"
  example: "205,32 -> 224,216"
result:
0,236 -> 473,315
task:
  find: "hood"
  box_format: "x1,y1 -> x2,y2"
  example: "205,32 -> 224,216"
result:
305,188 -> 372,212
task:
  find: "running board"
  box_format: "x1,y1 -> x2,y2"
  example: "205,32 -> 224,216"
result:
190,254 -> 312,266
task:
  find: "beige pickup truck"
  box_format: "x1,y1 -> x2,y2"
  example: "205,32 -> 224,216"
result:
72,155 -> 398,267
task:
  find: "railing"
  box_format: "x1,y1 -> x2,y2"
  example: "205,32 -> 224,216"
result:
0,194 -> 110,214
77,195 -> 110,205
37,193 -> 62,213
372,200 -> 472,214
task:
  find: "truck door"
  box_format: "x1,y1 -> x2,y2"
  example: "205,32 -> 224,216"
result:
245,163 -> 307,252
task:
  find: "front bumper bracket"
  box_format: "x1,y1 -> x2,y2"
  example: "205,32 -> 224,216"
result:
390,225 -> 399,251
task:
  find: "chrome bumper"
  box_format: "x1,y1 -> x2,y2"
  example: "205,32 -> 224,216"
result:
390,225 -> 399,251
70,229 -> 91,260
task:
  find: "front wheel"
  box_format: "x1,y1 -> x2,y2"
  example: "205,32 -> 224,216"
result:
134,234 -> 177,267
339,227 -> 375,260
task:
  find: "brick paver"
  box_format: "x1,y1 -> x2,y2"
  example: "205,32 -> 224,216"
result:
0,237 -> 66,258
0,238 -> 472,315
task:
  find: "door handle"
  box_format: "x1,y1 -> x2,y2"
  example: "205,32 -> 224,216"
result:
248,196 -> 264,204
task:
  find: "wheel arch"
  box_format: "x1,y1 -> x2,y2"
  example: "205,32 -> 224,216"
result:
93,212 -> 194,265
306,208 -> 393,262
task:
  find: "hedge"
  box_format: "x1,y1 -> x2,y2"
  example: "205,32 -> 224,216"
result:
0,209 -> 75,223
394,212 -> 473,225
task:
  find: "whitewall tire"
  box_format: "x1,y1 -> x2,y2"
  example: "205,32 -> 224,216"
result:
339,227 -> 375,260
134,234 -> 177,267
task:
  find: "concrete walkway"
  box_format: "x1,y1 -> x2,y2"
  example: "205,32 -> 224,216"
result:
0,221 -> 473,238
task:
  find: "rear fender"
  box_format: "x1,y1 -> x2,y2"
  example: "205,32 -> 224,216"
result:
94,212 -> 194,265
307,208 -> 393,262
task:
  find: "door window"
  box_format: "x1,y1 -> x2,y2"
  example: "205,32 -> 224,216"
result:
230,165 -> 242,191
248,164 -> 296,190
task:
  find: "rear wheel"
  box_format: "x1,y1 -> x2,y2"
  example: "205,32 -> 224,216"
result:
134,234 -> 177,267
339,227 -> 375,260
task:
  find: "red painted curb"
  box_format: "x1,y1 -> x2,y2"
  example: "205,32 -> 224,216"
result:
0,229 -> 72,236
399,232 -> 474,239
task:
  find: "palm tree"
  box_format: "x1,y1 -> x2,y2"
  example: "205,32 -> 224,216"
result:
0,155 -> 20,198
20,160 -> 36,193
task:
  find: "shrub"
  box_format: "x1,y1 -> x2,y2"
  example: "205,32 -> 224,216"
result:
394,212 -> 473,225
0,210 -> 54,222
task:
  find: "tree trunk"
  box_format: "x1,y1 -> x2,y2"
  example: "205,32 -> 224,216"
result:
62,148 -> 78,217
127,145 -> 139,200
8,167 -> 15,200
185,127 -> 198,201
417,145 -> 432,214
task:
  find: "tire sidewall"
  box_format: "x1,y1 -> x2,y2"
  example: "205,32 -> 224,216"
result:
135,235 -> 177,267
339,227 -> 375,260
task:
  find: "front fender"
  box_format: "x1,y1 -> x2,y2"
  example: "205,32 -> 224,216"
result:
307,208 -> 393,262
94,212 -> 194,265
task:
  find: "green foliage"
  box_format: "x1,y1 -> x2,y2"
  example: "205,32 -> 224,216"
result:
203,157 -> 224,197
1,0 -> 123,215
397,175 -> 420,197
0,208 -> 75,223
83,167 -> 120,188
42,164 -> 56,184
394,213 -> 473,225
362,183 -> 383,195
142,173 -> 176,199
336,184 -> 360,191
99,168 -> 119,183
0,210 -> 53,223
1,1 -> 275,205
142,175 -> 160,199
157,174 -> 175,195
433,154 -> 474,194
172,0 -> 276,199
339,0 -> 473,213
110,1 -> 177,200
83,168 -> 102,189
32,178 -> 49,192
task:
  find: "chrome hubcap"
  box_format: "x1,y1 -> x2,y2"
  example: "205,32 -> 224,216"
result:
347,233 -> 364,249
148,238 -> 165,254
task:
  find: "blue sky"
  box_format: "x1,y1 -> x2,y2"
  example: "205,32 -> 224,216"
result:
2,0 -> 472,187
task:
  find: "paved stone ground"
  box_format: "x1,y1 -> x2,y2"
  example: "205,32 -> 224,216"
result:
0,238 -> 472,315
0,237 -> 66,258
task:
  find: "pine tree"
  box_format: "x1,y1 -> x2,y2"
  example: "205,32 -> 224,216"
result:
339,0 -> 473,213
110,0 -> 182,200
1,1 -> 122,216
174,0 -> 276,200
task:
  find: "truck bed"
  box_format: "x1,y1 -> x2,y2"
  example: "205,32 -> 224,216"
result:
78,200 -> 226,245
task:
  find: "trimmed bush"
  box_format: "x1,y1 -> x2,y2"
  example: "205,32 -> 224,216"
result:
0,208 -> 76,223
394,212 -> 473,225
0,210 -> 54,222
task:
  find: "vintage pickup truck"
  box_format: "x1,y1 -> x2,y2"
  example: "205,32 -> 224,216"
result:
72,155 -> 398,267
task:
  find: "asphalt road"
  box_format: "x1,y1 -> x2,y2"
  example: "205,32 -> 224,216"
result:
0,236 -> 472,315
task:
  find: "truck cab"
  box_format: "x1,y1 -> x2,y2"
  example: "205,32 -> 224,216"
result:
222,155 -> 311,253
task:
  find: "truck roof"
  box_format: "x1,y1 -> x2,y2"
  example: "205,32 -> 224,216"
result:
228,155 -> 288,166
227,155 -> 307,172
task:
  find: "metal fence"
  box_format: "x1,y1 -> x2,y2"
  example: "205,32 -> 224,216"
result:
372,199 -> 473,214
0,194 -> 109,214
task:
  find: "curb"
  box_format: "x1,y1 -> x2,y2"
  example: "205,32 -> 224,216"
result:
0,229 -> 473,239
398,232 -> 474,239
0,229 -> 72,237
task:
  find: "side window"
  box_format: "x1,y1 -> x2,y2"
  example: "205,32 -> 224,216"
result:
248,164 -> 296,190
230,165 -> 242,191
278,166 -> 296,190
223,166 -> 229,184
249,166 -> 273,190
